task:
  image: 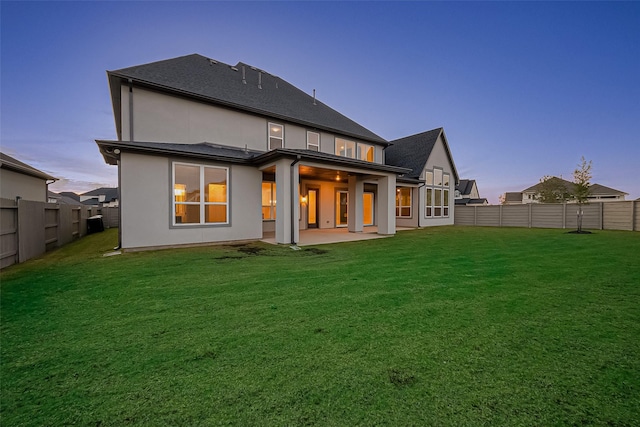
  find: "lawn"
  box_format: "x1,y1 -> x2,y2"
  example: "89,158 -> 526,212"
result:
1,226 -> 639,426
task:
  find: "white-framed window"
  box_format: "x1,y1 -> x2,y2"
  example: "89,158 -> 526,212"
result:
396,187 -> 412,218
425,169 -> 450,218
173,162 -> 228,225
335,138 -> 355,158
269,123 -> 283,150
261,182 -> 276,220
358,143 -> 374,162
307,131 -> 320,151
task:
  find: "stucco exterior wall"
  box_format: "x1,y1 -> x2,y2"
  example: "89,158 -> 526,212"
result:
419,134 -> 455,227
0,169 -> 47,202
121,87 -> 386,163
120,152 -> 262,249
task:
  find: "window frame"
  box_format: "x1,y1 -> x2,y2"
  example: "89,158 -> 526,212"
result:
396,187 -> 412,218
268,123 -> 284,150
424,167 -> 450,218
172,161 -> 229,226
306,131 -> 320,151
261,181 -> 276,220
335,138 -> 356,158
357,143 -> 375,162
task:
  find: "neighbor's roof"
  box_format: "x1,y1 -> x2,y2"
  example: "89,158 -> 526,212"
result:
107,54 -> 387,145
48,191 -> 82,205
455,197 -> 488,205
456,179 -> 476,196
385,128 -> 459,182
81,187 -> 119,201
523,177 -> 627,195
0,152 -> 57,181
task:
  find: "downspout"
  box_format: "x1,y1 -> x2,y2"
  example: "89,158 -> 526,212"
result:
114,149 -> 122,250
290,155 -> 301,245
128,79 -> 134,141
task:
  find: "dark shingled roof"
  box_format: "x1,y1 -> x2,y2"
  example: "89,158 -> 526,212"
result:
385,128 -> 458,183
385,128 -> 441,180
456,179 -> 476,196
81,187 -> 119,201
523,177 -> 627,196
108,54 -> 387,145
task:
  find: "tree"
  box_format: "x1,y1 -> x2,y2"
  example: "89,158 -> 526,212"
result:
572,156 -> 592,233
537,175 -> 571,203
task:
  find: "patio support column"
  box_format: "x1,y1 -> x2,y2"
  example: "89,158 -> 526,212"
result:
274,158 -> 299,244
348,175 -> 363,233
377,174 -> 396,235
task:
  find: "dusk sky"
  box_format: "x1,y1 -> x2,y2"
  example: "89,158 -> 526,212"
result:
2,1 -> 639,203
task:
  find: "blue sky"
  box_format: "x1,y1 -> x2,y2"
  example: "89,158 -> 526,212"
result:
2,1 -> 639,203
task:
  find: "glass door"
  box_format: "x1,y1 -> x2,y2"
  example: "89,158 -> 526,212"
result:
336,191 -> 348,227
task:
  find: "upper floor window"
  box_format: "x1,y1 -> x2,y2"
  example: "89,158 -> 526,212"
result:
269,123 -> 283,150
335,138 -> 355,158
307,131 -> 320,151
358,143 -> 374,162
173,162 -> 228,225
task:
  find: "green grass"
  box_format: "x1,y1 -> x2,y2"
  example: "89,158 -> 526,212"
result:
2,227 -> 639,426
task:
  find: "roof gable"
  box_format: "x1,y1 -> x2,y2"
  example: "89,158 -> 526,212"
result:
108,54 -> 387,145
385,128 -> 459,182
0,152 -> 57,181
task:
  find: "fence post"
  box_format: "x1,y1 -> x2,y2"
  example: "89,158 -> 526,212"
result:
499,205 -> 503,227
600,203 -> 604,230
631,201 -> 636,232
562,203 -> 566,229
528,204 -> 532,228
474,205 -> 477,226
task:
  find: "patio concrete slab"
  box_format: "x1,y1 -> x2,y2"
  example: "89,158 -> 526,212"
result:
261,227 -> 414,246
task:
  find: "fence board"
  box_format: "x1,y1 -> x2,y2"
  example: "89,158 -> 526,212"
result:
0,198 -> 120,269
501,205 -> 529,227
603,202 -> 633,231
454,201 -> 637,231
531,204 -> 564,228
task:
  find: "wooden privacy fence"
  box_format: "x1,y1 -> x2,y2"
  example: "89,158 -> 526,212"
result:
0,198 -> 120,270
454,201 -> 639,231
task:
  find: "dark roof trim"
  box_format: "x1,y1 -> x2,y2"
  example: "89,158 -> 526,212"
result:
253,148 -> 410,174
95,140 -> 411,176
0,152 -> 57,181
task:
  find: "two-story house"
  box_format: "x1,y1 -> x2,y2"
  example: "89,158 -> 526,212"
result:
96,54 -> 425,250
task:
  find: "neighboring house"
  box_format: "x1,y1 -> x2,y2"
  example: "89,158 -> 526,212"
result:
385,128 -> 459,228
0,152 -> 57,202
96,54 -> 416,250
511,177 -> 627,204
454,179 -> 488,206
59,191 -> 80,202
80,187 -> 119,207
48,191 -> 82,205
502,192 -> 523,205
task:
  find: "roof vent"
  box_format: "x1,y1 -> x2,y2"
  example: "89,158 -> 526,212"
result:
242,65 -> 246,84
258,71 -> 262,89
230,66 -> 238,72
313,89 -> 317,105
209,59 -> 217,65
